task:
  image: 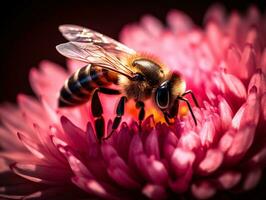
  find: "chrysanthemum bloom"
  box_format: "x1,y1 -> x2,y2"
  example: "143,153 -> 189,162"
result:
1,5 -> 266,200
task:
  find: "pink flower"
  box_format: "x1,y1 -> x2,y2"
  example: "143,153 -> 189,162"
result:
1,5 -> 266,200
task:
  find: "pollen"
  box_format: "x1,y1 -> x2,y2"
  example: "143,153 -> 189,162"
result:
179,104 -> 189,117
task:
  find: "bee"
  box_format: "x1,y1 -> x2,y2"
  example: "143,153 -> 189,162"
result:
56,24 -> 199,141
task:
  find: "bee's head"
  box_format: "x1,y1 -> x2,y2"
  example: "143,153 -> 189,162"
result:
155,72 -> 186,110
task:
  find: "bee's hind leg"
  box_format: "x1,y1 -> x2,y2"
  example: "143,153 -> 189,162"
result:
103,96 -> 127,140
135,101 -> 145,132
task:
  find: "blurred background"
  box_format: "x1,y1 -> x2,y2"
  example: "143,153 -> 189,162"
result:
0,0 -> 266,199
0,0 -> 265,103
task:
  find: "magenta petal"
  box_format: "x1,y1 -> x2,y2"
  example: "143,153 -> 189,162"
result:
242,167 -> 262,190
163,131 -> 178,159
262,93 -> 266,120
108,167 -> 141,189
11,163 -> 71,184
142,184 -> 167,200
64,149 -> 93,179
191,181 -> 216,199
128,134 -> 144,166
60,116 -> 89,151
145,129 -> 160,160
217,171 -> 241,189
72,176 -> 117,200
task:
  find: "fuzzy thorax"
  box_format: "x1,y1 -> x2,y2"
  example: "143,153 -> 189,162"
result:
119,74 -> 153,101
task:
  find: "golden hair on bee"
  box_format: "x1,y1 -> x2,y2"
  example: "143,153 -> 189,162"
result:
122,53 -> 166,70
119,53 -> 170,101
56,24 -> 199,141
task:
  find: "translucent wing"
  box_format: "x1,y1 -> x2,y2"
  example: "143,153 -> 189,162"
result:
56,42 -> 135,79
58,24 -> 136,57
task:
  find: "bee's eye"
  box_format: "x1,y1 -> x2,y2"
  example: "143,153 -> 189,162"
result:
156,83 -> 170,109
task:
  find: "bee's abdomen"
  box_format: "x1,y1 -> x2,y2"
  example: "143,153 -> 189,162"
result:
59,64 -> 118,107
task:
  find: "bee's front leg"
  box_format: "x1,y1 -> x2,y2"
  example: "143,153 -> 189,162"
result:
135,101 -> 145,132
163,98 -> 179,125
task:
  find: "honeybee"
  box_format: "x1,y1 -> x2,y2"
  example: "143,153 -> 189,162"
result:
56,25 -> 199,140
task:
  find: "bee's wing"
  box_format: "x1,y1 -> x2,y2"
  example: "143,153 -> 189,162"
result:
58,24 -> 136,58
56,42 -> 135,79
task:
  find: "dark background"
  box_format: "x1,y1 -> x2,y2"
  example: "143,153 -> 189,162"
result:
0,0 -> 266,199
0,0 -> 265,103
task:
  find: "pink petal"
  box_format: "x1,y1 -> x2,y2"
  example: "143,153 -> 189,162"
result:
218,96 -> 233,130
218,171 -> 241,189
243,167 -> 262,190
60,116 -> 89,152
62,148 -> 93,179
72,177 -> 118,200
163,131 -> 178,159
86,122 -> 97,144
101,144 -> 140,188
142,184 -> 167,200
145,129 -> 160,160
191,181 -> 216,199
135,154 -> 168,186
198,149 -> 223,174
178,130 -> 201,151
11,163 -> 71,184
206,22 -> 223,59
169,167 -> 193,193
199,120 -> 215,147
171,148 -> 195,176
262,93 -> 266,120
221,73 -> 247,99
226,45 -> 241,75
239,44 -> 257,79
204,4 -> 225,25
167,10 -> 193,33
108,167 -> 141,189
17,132 -> 46,160
141,15 -> 163,37
218,131 -> 234,153
248,69 -> 266,96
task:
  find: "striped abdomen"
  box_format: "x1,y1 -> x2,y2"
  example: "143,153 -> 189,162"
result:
59,64 -> 118,107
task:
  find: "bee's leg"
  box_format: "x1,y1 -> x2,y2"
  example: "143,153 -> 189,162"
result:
178,96 -> 197,126
136,101 -> 145,132
91,87 -> 121,141
102,96 -> 127,140
91,89 -> 105,141
163,98 -> 179,125
182,90 -> 199,107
